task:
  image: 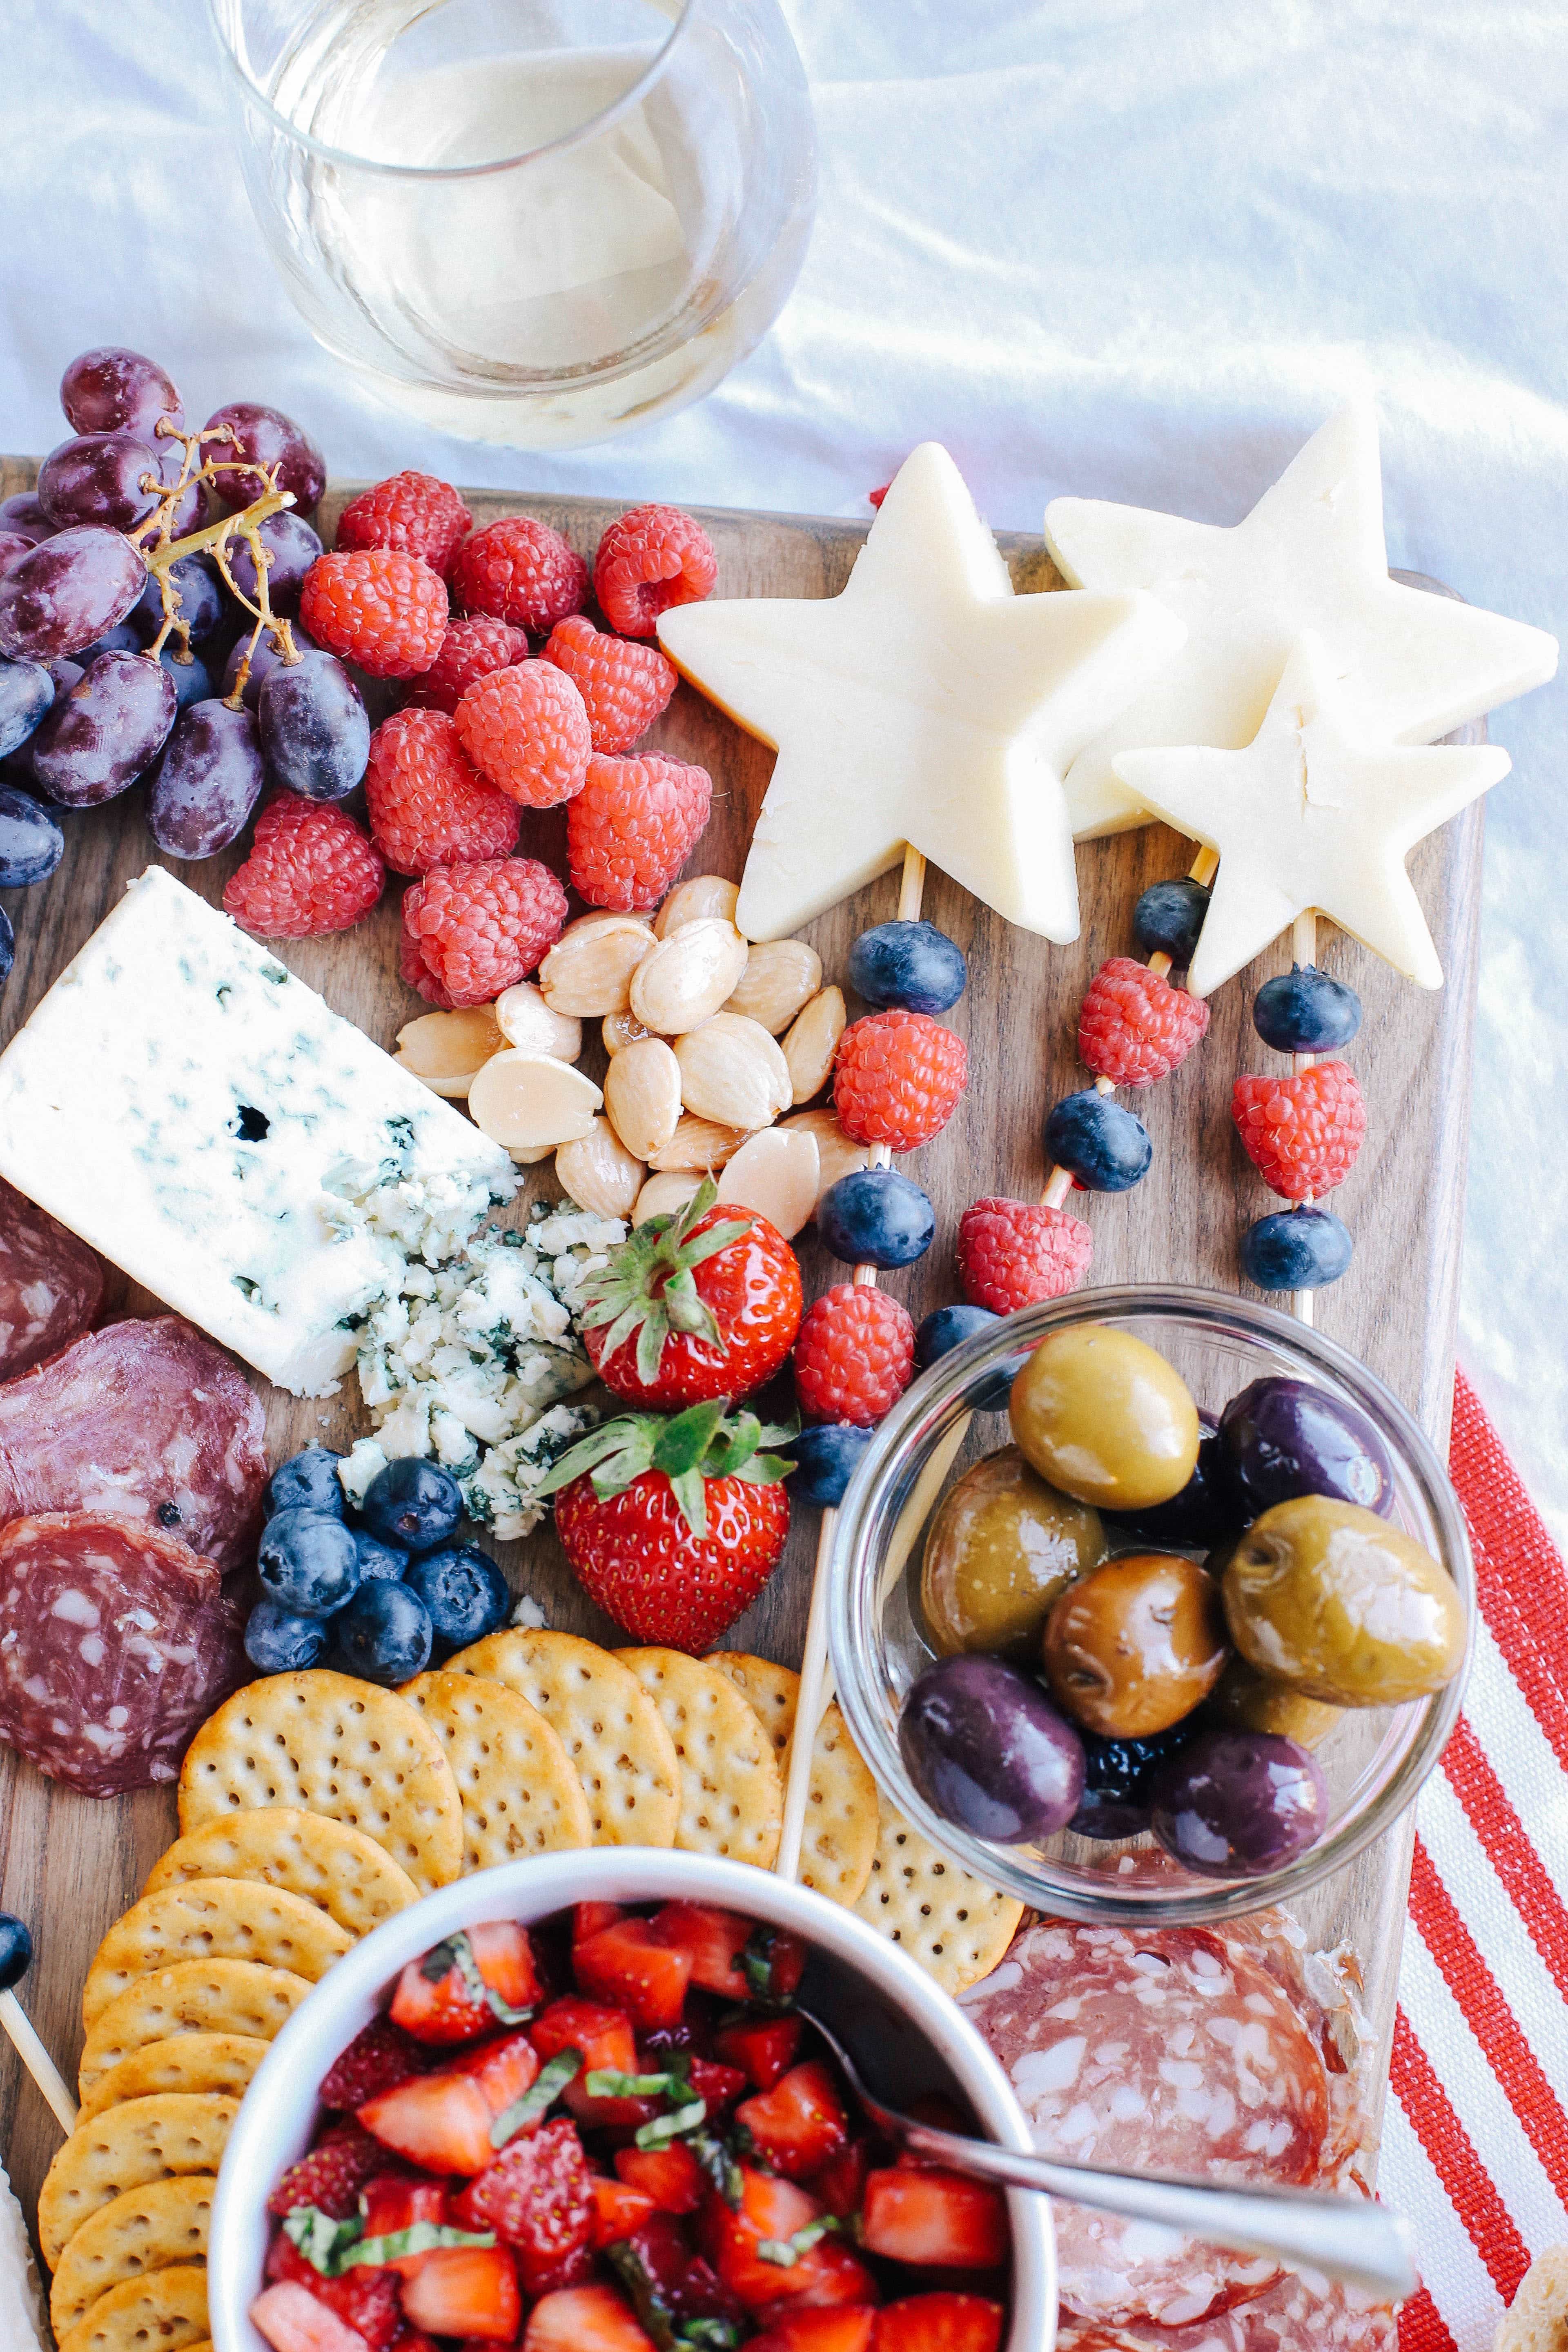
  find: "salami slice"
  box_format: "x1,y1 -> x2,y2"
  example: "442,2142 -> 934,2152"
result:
0,1317 -> 266,1575
0,1512 -> 248,1795
0,1176 -> 103,1380
1056,2272 -> 1398,2350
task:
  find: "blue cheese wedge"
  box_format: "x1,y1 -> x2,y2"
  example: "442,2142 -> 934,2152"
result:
0,869 -> 515,1395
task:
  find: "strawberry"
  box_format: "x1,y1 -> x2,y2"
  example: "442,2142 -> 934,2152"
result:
268,2123 -> 386,2219
698,2169 -> 874,2311
401,2245 -> 521,2343
591,2176 -> 659,2247
390,1922 -> 539,2046
523,2283 -> 657,2352
608,2213 -> 745,2345
359,2176 -> 448,2274
539,1399 -> 793,1651
648,1900 -> 754,1999
321,2019 -> 428,2111
574,1918 -> 693,2032
686,2054 -> 748,2112
580,1180 -> 803,1409
810,2138 -> 875,2221
249,2281 -> 374,2352
752,2311 -> 879,2352
358,2034 -> 538,2175
715,2013 -> 804,2091
871,2295 -> 1004,2352
737,2062 -> 851,2180
531,1996 -> 657,2130
452,2116 -> 595,2290
858,2170 -> 1008,2270
613,2141 -> 704,2214
573,1902 -> 625,1946
265,2232 -> 404,2350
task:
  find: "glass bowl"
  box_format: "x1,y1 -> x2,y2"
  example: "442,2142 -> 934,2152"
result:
829,1285 -> 1472,1927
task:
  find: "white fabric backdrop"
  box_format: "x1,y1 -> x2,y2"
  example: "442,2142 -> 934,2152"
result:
3,0 -> 1564,1541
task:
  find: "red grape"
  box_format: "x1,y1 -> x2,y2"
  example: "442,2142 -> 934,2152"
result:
221,624 -> 316,710
146,699 -> 265,857
60,347 -> 184,441
0,495 -> 54,547
0,534 -> 32,578
38,434 -> 162,532
0,660 -> 53,760
201,402 -> 326,514
227,511 -> 324,614
132,554 -> 225,647
29,649 -> 176,806
0,526 -> 146,661
258,649 -> 368,801
159,647 -> 217,713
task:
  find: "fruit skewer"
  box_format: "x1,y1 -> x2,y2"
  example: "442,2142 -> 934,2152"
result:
0,1914 -> 77,2135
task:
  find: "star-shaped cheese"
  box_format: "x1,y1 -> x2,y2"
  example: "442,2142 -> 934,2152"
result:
657,443 -> 1185,944
1112,635 -> 1511,998
1047,401 -> 1558,839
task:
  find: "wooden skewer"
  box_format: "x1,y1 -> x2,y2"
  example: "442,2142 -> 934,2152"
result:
1290,909 -> 1319,1328
0,1987 -> 77,2137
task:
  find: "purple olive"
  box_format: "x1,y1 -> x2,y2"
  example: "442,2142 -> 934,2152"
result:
61,347 -> 184,441
37,434 -> 162,532
899,1653 -> 1085,1843
29,650 -> 177,807
1218,1377 -> 1394,1519
146,700 -> 266,858
0,526 -> 147,662
227,511 -> 324,615
1148,1725 -> 1328,1876
202,402 -> 327,514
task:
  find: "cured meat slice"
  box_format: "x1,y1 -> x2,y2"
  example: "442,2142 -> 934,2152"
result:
960,1920 -> 1334,2327
0,1317 -> 266,1574
0,1512 -> 248,1795
0,1175 -> 103,1379
1056,2272 -> 1398,2349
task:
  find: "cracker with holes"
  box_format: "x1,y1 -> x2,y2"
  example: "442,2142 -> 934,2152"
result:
707,1652 -> 879,1906
56,2264 -> 209,2352
851,1803 -> 1022,1996
176,1669 -> 463,1893
37,2094 -> 235,2270
142,1806 -> 419,1938
397,1671 -> 593,1866
77,2034 -> 270,2127
83,1880 -> 352,2027
615,1647 -> 782,1866
445,1629 -> 681,1849
78,1961 -> 310,2100
49,2175 -> 214,2337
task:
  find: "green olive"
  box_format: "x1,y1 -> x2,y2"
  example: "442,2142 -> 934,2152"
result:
1222,1496 -> 1466,1706
921,1445 -> 1106,1660
1041,1551 -> 1228,1738
1009,1326 -> 1200,1510
1204,1652 -> 1341,1748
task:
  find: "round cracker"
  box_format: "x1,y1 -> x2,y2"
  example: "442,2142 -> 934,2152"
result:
77,2035 -> 270,2127
446,1630 -> 681,1849
78,1961 -> 310,2101
57,2264 -> 208,2352
176,1670 -> 463,1893
38,2096 -> 234,2271
50,2175 -> 213,2336
84,1880 -> 352,2027
615,1648 -> 782,1867
398,1671 -> 593,1868
707,1652 -> 879,1907
851,1804 -> 1023,1996
142,1806 -> 419,1938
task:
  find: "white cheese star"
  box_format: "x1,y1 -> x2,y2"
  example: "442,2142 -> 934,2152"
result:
658,443 -> 1185,944
1112,635 -> 1512,998
1047,401 -> 1557,839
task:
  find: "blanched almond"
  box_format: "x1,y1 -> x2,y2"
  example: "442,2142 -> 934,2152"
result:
723,939 -> 822,1036
509,1143 -> 554,1166
646,1114 -> 750,1171
630,918 -> 749,1036
555,1118 -> 644,1221
495,982 -> 583,1061
604,1035 -> 682,1160
653,874 -> 739,938
779,1108 -> 870,1209
673,1013 -> 791,1131
469,1051 -> 601,1150
783,984 -> 846,1103
715,1127 -> 820,1241
603,1010 -> 655,1057
634,1171 -> 702,1225
538,913 -> 655,1017
394,1006 -> 503,1098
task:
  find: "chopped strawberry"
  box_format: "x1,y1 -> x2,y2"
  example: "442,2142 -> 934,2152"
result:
524,2283 -> 657,2352
360,2176 -> 448,2275
609,2213 -> 746,2344
451,2116 -> 595,2291
737,2062 -> 850,2180
648,1902 -> 755,1999
716,2014 -> 803,2091
322,2019 -> 430,2112
613,2140 -> 704,2214
265,2232 -> 403,2350
859,2172 -> 1008,2270
591,2176 -> 658,2247
574,1902 -> 625,1946
575,1919 -> 693,2032
687,2055 -> 748,2113
698,2168 -> 875,2311
751,2310 -> 879,2352
811,2138 -> 875,2221
390,1922 -> 539,2046
871,2293 -> 1004,2352
358,2036 -> 534,2177
269,2123 -> 386,2218
250,2281 -> 372,2352
446,2030 -> 541,2120
768,2242 -> 882,2311
400,2246 -> 520,2343
532,1996 -> 657,2129
523,2242 -> 598,2297
392,2333 -> 443,2352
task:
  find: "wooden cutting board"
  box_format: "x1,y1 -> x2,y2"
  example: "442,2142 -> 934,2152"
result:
0,459 -> 1481,2270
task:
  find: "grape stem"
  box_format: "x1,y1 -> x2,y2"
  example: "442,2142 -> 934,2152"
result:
130,418 -> 303,697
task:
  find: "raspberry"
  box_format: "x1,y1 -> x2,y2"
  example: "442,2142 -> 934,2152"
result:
455,660 -> 592,808
399,901 -> 456,1007
366,708 -> 520,877
452,2116 -> 595,2285
833,1010 -> 967,1152
1232,1061 -> 1367,1201
320,2016 -> 427,2111
335,470 -> 473,579
403,855 -> 568,1007
409,617 -> 530,715
567,750 -> 713,910
593,503 -> 717,638
957,1197 -> 1095,1314
267,2121 -> 386,2218
223,795 -> 385,939
1079,956 -> 1210,1086
451,515 -> 588,633
543,614 -> 677,753
299,548 -> 449,679
794,1284 -> 915,1425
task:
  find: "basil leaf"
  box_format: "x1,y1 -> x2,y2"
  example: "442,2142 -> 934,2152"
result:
490,2047 -> 581,2147
679,2323 -> 742,2350
441,1928 -> 534,2027
634,2095 -> 707,2148
585,2067 -> 680,2099
283,2208 -> 363,2274
687,2129 -> 744,2209
755,2216 -> 842,2267
340,2223 -> 496,2270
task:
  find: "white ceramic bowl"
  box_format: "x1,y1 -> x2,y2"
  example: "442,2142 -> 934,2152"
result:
208,1849 -> 1056,2352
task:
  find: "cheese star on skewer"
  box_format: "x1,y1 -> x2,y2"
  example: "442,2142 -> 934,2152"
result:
657,443 -> 1185,944
1112,634 -> 1512,999
1047,400 -> 1559,840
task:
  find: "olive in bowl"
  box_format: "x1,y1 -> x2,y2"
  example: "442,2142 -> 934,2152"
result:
1219,1376 -> 1395,1518
1204,1653 -> 1341,1748
921,1445 -> 1106,1662
1149,1725 -> 1329,1876
1040,1552 -> 1228,1738
899,1653 -> 1085,1842
1010,1326 -> 1200,1512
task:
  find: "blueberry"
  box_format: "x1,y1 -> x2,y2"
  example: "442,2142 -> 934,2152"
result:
1069,1723 -> 1198,1842
353,1528 -> 410,1584
818,1168 -> 935,1269
257,1508 -> 362,1617
1045,1090 -> 1152,1191
0,659 -> 53,760
786,1423 -> 873,1507
1252,965 -> 1363,1054
913,1304 -> 1017,1410
360,1458 -> 464,1553
1133,877 -> 1211,967
158,648 -> 216,712
0,782 -> 63,884
0,1912 -> 32,1991
846,920 -> 967,1016
1241,1207 -> 1354,1292
245,1600 -> 332,1674
265,1446 -> 346,1520
336,1580 -> 434,1685
403,1545 -> 510,1655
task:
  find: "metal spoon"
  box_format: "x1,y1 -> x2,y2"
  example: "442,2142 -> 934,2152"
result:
797,2000 -> 1416,2303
